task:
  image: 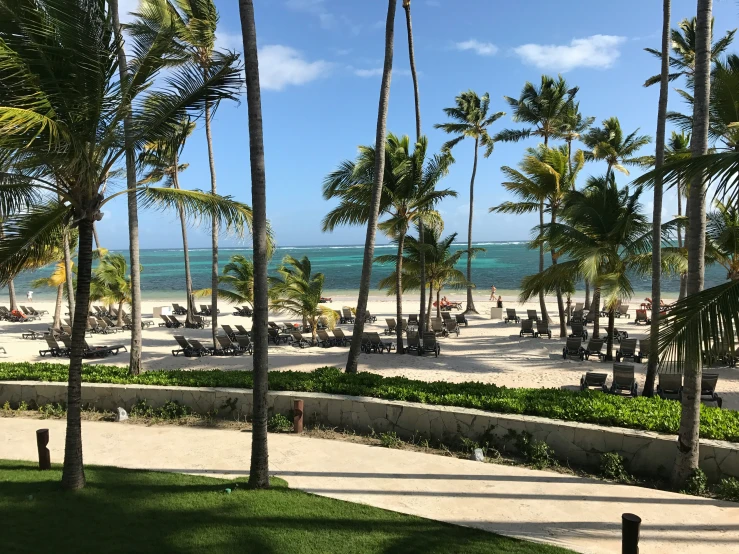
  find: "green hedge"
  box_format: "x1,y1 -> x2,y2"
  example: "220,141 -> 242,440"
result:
1,362 -> 738,442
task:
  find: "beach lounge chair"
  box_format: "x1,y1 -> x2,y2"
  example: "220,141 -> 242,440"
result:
364,310 -> 377,323
22,329 -> 45,340
360,332 -> 373,353
527,309 -> 540,322
580,372 -> 608,391
584,310 -> 597,326
408,314 -> 419,328
504,308 -> 520,324
198,305 -> 209,316
369,332 -> 394,353
656,373 -> 682,401
634,309 -> 649,325
190,315 -> 208,329
406,331 -> 420,353
535,321 -> 552,339
186,339 -> 213,357
167,315 -> 184,328
574,302 -> 584,312
317,329 -> 334,347
208,305 -> 219,315
234,335 -> 254,354
159,315 -> 172,327
82,340 -> 127,358
441,311 -> 452,322
445,319 -> 460,337
615,304 -> 631,318
455,313 -> 468,327
291,331 -> 311,348
172,335 -> 191,356
268,328 -> 291,344
520,319 -> 536,337
30,306 -> 47,316
582,338 -> 605,361
431,318 -> 447,337
701,373 -> 723,408
102,316 -> 123,333
341,308 -> 355,324
562,337 -> 583,360
420,332 -> 440,357
40,336 -> 67,357
222,325 -> 238,340
603,327 -> 628,343
615,338 -> 640,363
569,311 -> 584,327
20,306 -> 39,321
332,328 -> 351,346
172,303 -> 187,315
638,337 -> 651,363
215,334 -> 241,355
607,363 -> 638,397
400,318 -> 409,334
235,324 -> 250,336
384,318 -> 397,335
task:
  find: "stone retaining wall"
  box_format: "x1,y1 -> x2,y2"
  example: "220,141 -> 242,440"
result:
2,380 -> 737,481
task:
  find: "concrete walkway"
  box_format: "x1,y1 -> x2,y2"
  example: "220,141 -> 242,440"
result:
1,418 -> 737,554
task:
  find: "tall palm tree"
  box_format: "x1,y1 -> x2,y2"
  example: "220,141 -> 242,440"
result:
129,0 -> 241,349
644,0 -> 673,399
643,16 -> 735,88
323,134 -> 456,351
268,256 -> 338,344
94,253 -> 135,326
238,0 -> 270,489
491,145 -> 584,337
0,0 -> 249,490
31,264 -> 67,329
556,102 -> 594,171
345,0 -> 398,374
139,119 -> 200,326
665,131 -> 692,299
435,91 -> 504,315
581,117 -> 652,182
707,201 -> 739,281
198,254 -> 254,307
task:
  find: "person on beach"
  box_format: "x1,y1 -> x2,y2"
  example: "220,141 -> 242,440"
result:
497,296 -> 503,308
489,285 -> 496,301
26,290 -> 33,303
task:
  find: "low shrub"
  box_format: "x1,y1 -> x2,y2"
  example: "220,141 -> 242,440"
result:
267,413 -> 293,433
682,469 -> 708,496
715,477 -> 739,502
1,362 -> 739,441
379,431 -> 403,449
130,399 -> 191,420
513,432 -> 557,469
599,452 -> 631,482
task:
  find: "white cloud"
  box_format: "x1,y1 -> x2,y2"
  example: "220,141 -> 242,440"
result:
117,0 -> 140,24
259,45 -> 332,91
353,67 -> 412,78
215,30 -> 243,52
454,39 -> 498,56
513,35 -> 626,72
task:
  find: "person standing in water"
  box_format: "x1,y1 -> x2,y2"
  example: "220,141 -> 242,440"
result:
26,290 -> 33,303
489,284 -> 496,301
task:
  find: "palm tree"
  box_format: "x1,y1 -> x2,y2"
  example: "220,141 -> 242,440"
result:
31,264 -> 67,329
94,253 -> 135,326
377,228 -> 480,322
581,117 -> 652,182
643,16 -> 735,87
197,254 -> 254,306
268,256 -> 338,343
130,0 -> 241,349
323,134 -> 456,350
0,0 -> 249,490
491,145 -> 584,337
345,0 -> 398,374
139,119 -> 200,326
706,201 -> 739,281
665,131 -> 692,300
435,91 -> 504,315
644,0 -> 673,399
238,0 -> 270,489
556,102 -> 594,171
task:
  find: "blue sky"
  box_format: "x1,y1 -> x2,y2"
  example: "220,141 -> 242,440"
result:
100,0 -> 739,250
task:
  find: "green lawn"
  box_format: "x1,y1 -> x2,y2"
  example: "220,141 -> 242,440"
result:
1,460 -> 571,553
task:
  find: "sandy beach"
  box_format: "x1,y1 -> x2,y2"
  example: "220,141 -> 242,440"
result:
2,292 -> 737,410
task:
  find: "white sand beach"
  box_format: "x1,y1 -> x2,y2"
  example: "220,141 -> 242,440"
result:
2,293 -> 737,410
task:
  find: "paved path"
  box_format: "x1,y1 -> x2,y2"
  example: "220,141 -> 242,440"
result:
1,418 -> 737,554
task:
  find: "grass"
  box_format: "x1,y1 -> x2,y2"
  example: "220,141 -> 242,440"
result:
2,362 -> 738,441
0,460 -> 571,553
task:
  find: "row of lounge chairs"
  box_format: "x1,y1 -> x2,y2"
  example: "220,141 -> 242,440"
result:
39,335 -> 127,358
562,337 -> 650,362
0,305 -> 47,321
158,315 -> 210,329
385,316 -> 463,337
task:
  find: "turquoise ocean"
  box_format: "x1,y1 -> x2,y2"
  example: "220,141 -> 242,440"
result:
5,242 -> 727,301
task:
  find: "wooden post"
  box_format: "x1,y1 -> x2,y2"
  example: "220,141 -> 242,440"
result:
622,513 -> 641,554
36,429 -> 51,470
293,399 -> 304,433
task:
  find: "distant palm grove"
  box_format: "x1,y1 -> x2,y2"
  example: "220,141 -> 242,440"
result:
0,0 -> 738,495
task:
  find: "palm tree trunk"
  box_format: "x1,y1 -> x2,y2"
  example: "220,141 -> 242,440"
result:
346,0 -> 397,373
538,200 -> 548,321
52,284 -> 63,329
110,0 -> 142,376
644,0 -> 672,398
93,223 -> 102,251
584,280 -> 590,310
678,179 -> 688,300
8,279 -> 18,311
239,0 -> 270,490
436,289 -> 441,319
172,154 -> 196,327
551,205 -> 566,337
464,136 -> 479,315
204,99 -> 220,350
590,287 -> 601,339
427,282 -> 433,326
116,300 -> 124,327
673,0 -> 712,488
395,230 -> 406,354
63,229 -> 75,321
605,309 -> 615,361
61,218 -> 94,490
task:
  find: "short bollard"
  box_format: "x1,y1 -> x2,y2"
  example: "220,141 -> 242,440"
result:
622,513 -> 641,554
293,399 -> 304,433
36,429 -> 51,470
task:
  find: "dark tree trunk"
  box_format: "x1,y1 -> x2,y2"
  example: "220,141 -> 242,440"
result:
53,284 -> 63,329
590,287 -> 601,339
436,289 -> 441,319
673,0 -> 711,488
604,309 -> 615,361
172,155 -> 197,327
346,0 -> 397,373
538,200 -> 548,321
427,282 -> 433,325
464,136 -> 479,314
61,218 -> 94,490
644,0 -> 672,398
551,204 -> 566,337
110,0 -> 142,375
395,230 -> 406,354
239,0 -> 270,489
584,280 -> 590,310
204,99 -> 219,349
679,181 -> 688,300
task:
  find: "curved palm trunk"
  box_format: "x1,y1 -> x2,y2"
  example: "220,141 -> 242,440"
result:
464,137 -> 479,315
62,218 -> 94,490
8,279 -> 18,311
644,0 -> 672,398
395,230 -> 406,354
538,200 -> 548,321
111,0 -> 142,375
204,100 -> 220,349
239,0 -> 270,489
604,309 -> 615,361
63,229 -> 76,321
551,205 -> 566,337
93,223 -> 102,251
673,0 -> 712,488
53,284 -> 63,329
172,155 -> 196,327
678,180 -> 688,300
346,0 -> 397,373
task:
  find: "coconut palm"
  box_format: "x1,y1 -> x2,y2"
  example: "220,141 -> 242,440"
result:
30,264 -> 67,329
556,102 -> 594,171
197,254 -> 254,307
0,0 -> 249,490
323,134 -> 456,349
434,91 -> 504,314
581,117 -> 652,182
706,201 -> 739,281
376,228 -> 481,322
238,0 -> 270,489
268,256 -> 338,344
344,0 -> 398,374
643,16 -> 735,88
94,253 -> 135,326
491,145 -> 584,337
139,119 -> 200,326
129,0 -> 242,349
